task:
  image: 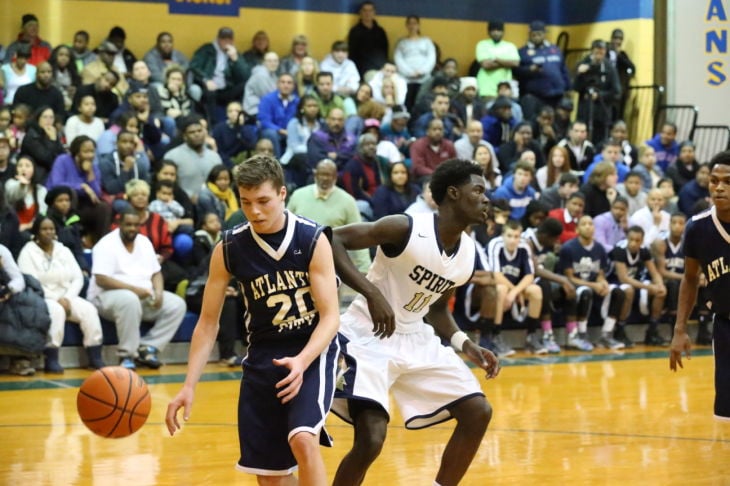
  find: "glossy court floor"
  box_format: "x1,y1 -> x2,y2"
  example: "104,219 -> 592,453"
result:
1,346 -> 729,485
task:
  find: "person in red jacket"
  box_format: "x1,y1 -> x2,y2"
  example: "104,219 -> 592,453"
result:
410,118 -> 456,182
548,191 -> 585,243
4,14 -> 52,66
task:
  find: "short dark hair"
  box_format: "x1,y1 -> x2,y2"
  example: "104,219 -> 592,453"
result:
119,207 -> 140,223
514,159 -> 535,175
108,26 -> 126,40
30,215 -> 54,240
627,225 -> 645,236
316,71 -> 333,82
709,150 -> 730,171
331,40 -> 348,52
74,30 -> 90,41
429,159 -> 483,205
234,154 -> 285,190
558,172 -> 579,186
155,179 -> 174,192
670,212 -> 687,221
612,196 -> 629,207
206,164 -> 231,184
537,217 -> 563,238
624,170 -> 642,181
568,191 -> 585,202
69,135 -> 95,156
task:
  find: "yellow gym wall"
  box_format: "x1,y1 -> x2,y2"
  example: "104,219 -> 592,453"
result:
1,0 -> 653,86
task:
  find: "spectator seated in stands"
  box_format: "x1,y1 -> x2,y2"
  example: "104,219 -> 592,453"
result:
45,185 -> 90,275
99,130 -> 151,210
87,209 -> 186,370
156,65 -> 195,127
13,61 -> 65,119
320,40 -> 360,99
4,155 -> 47,233
18,216 -> 106,373
307,107 -> 356,171
615,171 -> 647,217
497,121 -> 546,176
536,145 -> 572,192
311,71 -> 345,119
149,179 -> 195,255
340,133 -> 384,220
143,31 -> 190,85
72,70 -> 120,125
473,144 -> 502,191
258,73 -> 299,158
410,118 -> 457,183
678,163 -> 710,216
665,141 -> 699,193
0,243 -> 51,376
412,92 -> 460,141
189,27 -> 250,123
548,191 -> 585,243
242,51 -> 280,118
19,106 -> 65,183
371,161 -> 420,220
645,122 -> 679,173
120,179 -> 190,291
379,108 -> 413,159
540,172 -> 580,210
491,159 -> 538,221
196,164 -> 239,227
211,101 -> 258,168
582,139 -> 629,184
593,196 -> 629,253
480,95 -> 516,149
632,144 -> 663,190
557,120 -> 595,171
65,94 -> 105,144
628,188 -> 670,246
581,160 -> 618,218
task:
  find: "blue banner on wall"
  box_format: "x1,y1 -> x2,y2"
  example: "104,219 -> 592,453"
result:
167,0 -> 241,17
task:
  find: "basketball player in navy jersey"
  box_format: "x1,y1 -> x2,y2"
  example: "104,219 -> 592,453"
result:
610,226 -> 668,345
558,215 -> 632,350
487,220 -> 543,355
166,155 -> 340,485
671,150 -> 730,420
330,159 -> 500,486
523,217 -> 596,352
653,213 -> 713,344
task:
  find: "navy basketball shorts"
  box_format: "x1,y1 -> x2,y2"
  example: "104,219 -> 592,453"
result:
235,338 -> 339,475
713,315 -> 730,421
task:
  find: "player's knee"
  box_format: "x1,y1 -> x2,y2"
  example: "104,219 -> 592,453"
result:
289,431 -> 320,463
526,284 -> 542,301
452,396 -> 492,431
354,419 -> 387,460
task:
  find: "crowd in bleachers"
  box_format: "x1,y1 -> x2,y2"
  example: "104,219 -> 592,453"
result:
0,4 -> 715,374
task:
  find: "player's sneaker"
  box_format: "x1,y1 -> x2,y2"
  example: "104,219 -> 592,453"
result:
613,326 -> 634,348
566,333 -> 594,352
542,333 -> 561,354
492,334 -> 516,357
644,330 -> 670,346
597,334 -> 625,350
525,333 -> 548,354
119,357 -> 136,370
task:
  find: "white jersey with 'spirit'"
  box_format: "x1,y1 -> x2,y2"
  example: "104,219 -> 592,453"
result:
346,213 -> 477,332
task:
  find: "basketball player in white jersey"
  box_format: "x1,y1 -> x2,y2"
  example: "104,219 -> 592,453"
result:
330,159 -> 500,486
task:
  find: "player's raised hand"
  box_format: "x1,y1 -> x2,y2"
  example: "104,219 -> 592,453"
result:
463,340 -> 501,379
273,356 -> 305,403
366,288 -> 396,339
165,387 -> 194,436
669,329 -> 692,372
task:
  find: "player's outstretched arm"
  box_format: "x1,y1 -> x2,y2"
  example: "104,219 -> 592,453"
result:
274,234 -> 340,404
332,215 -> 410,338
670,256 -> 700,372
165,243 -> 230,436
426,290 -> 500,379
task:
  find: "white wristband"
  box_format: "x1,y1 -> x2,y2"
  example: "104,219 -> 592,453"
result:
450,331 -> 469,351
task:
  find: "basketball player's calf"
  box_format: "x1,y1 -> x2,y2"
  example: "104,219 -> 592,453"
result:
332,403 -> 388,486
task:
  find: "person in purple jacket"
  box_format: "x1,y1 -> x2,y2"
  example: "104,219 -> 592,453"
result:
45,135 -> 111,244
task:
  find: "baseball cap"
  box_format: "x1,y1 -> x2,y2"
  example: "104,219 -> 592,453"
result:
529,20 -> 546,32
391,107 -> 411,121
218,27 -> 234,39
459,77 -> 477,93
127,82 -> 149,96
492,95 -> 512,109
364,118 -> 381,129
98,40 -> 119,54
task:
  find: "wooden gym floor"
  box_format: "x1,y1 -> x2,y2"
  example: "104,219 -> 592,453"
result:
1,346 -> 729,485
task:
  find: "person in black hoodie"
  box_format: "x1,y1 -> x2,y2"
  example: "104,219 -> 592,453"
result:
666,141 -> 700,194
45,185 -> 89,276
0,183 -> 25,259
19,106 -> 65,183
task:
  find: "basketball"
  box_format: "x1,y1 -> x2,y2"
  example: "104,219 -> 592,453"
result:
77,366 -> 152,438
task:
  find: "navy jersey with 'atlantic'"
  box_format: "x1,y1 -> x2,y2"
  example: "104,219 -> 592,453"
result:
488,236 -> 535,285
609,241 -> 651,282
222,212 -> 326,345
684,207 -> 730,315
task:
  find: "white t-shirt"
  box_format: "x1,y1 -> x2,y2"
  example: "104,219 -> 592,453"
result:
86,229 -> 161,301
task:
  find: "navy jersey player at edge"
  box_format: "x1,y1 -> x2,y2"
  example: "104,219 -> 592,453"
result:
330,159 -> 500,486
671,149 -> 730,421
165,154 -> 340,485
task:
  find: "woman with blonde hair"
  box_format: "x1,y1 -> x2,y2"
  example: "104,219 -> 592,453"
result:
295,56 -> 319,97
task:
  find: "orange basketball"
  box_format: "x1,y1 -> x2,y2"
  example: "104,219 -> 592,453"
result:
77,366 -> 151,438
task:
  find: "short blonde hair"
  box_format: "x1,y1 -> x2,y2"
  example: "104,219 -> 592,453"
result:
125,178 -> 150,198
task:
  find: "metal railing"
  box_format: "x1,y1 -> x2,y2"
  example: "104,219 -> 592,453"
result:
692,125 -> 730,163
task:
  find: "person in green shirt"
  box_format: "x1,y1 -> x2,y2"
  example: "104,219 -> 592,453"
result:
475,20 -> 520,100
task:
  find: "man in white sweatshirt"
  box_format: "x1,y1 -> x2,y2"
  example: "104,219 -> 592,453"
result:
320,40 -> 360,98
